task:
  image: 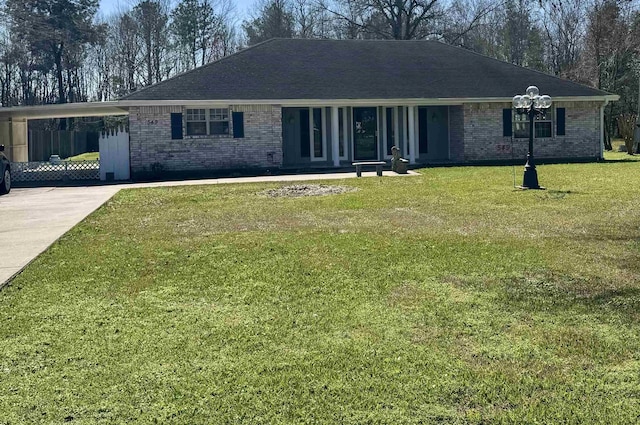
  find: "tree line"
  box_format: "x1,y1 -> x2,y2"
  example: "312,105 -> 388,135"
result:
1,0 -> 639,147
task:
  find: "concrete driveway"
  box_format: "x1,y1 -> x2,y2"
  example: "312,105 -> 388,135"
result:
0,186 -> 120,285
0,170 -> 417,287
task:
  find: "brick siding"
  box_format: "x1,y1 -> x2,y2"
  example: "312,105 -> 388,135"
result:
129,101 -> 602,174
129,104 -> 283,174
462,101 -> 602,162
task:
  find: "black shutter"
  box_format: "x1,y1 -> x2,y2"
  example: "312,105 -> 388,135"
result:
556,108 -> 566,136
170,113 -> 183,140
503,109 -> 512,137
232,112 -> 244,138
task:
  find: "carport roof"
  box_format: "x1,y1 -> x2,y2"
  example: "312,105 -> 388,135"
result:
0,102 -> 128,120
121,38 -> 614,101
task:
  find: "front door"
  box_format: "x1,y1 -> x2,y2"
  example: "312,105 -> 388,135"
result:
353,107 -> 378,161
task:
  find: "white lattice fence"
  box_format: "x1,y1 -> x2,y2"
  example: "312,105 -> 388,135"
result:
11,161 -> 100,182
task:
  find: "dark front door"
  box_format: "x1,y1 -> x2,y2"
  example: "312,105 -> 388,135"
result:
353,107 -> 378,161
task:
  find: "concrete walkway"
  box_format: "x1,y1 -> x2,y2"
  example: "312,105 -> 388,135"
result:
0,170 -> 417,287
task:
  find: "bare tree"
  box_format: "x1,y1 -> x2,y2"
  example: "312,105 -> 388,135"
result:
540,0 -> 586,77
323,0 -> 446,40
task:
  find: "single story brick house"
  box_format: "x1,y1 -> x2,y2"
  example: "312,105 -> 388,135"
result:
120,38 -> 617,176
0,38 -> 618,178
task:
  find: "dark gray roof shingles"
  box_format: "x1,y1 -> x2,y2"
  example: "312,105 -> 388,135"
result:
122,39 -> 608,101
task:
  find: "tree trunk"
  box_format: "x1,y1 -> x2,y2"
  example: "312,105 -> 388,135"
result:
146,32 -> 153,85
604,115 -> 612,151
55,43 -> 66,104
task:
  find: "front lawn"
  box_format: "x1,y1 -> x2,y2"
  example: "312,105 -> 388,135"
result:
65,152 -> 99,162
1,156 -> 639,423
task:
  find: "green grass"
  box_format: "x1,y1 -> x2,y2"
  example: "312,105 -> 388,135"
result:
65,152 -> 99,161
1,153 -> 640,423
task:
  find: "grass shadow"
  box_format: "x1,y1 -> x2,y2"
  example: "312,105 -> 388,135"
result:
497,272 -> 640,322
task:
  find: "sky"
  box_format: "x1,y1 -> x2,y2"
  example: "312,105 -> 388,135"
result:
98,0 -> 255,19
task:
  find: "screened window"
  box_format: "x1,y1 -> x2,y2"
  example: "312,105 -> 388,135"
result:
185,108 -> 230,136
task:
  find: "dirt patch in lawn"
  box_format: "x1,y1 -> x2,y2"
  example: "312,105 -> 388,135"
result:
260,184 -> 359,198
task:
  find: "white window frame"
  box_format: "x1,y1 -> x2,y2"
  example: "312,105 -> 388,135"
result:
209,108 -> 230,135
513,109 -> 554,139
185,107 -> 230,137
185,108 -> 208,136
534,108 -> 554,139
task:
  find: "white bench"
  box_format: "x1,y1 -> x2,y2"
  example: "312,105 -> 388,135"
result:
352,161 -> 386,177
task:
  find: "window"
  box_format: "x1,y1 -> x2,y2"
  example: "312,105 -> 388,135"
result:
311,107 -> 325,160
185,108 -> 230,136
385,107 -> 394,156
513,109 -> 554,139
186,109 -> 207,136
535,108 -> 553,138
210,108 -> 229,135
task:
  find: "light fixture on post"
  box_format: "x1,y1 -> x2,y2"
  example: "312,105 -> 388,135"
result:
512,86 -> 552,189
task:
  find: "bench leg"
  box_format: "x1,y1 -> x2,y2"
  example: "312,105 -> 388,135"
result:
376,165 -> 383,177
356,167 -> 362,177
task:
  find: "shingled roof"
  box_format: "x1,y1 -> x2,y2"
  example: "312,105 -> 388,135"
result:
122,38 -> 609,101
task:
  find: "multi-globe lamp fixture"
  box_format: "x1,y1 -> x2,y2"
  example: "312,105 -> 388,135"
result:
512,86 -> 552,189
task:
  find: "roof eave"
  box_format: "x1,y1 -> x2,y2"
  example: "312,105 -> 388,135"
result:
117,95 -> 618,107
0,94 -> 617,120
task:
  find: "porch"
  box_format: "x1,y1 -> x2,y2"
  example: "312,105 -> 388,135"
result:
282,105 -> 458,167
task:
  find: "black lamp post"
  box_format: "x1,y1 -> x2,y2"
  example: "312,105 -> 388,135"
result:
513,86 -> 552,190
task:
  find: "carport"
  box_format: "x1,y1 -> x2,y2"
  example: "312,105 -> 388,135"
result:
0,102 -> 130,183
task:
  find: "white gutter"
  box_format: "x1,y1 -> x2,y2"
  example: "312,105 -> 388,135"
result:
116,95 -> 619,108
0,94 -> 619,119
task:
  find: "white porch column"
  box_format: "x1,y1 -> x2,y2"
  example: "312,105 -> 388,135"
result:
331,106 -> 340,167
408,106 -> 416,164
1,117 -> 28,162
